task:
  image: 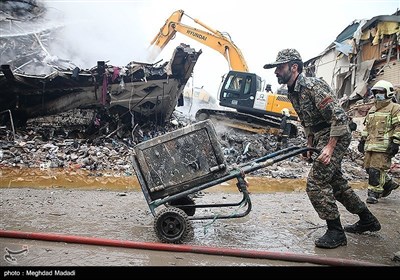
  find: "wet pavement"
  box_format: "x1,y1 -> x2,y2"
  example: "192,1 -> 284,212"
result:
1,176 -> 399,268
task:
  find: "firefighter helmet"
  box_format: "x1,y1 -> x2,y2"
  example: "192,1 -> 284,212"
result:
371,80 -> 395,98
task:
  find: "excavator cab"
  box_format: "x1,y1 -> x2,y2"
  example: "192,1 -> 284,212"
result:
219,70 -> 298,121
217,70 -> 298,137
219,71 -> 261,115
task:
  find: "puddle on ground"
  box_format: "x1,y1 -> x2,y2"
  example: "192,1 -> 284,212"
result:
0,167 -> 368,192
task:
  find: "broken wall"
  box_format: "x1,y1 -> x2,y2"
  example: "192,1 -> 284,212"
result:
305,12 -> 399,109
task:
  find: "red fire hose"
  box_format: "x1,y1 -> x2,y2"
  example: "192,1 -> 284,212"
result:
0,229 -> 383,266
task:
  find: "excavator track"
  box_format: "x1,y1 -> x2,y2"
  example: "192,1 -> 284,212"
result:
195,108 -> 298,136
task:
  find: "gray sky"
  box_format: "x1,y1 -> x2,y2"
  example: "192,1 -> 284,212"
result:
45,0 -> 399,97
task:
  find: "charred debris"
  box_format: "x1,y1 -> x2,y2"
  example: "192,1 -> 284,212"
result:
0,45 -> 201,141
0,1 -> 202,145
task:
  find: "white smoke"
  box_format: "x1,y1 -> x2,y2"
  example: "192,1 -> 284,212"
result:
43,0 -> 154,69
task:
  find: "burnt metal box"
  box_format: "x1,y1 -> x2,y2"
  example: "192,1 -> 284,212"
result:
133,120 -> 227,201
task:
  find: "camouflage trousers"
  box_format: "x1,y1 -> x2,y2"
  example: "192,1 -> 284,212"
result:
307,130 -> 367,220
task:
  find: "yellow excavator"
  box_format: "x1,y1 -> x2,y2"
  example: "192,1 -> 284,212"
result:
149,9 -> 298,136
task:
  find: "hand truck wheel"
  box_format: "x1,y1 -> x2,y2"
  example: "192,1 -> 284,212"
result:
154,207 -> 192,244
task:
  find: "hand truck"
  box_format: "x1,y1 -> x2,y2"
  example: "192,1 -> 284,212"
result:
132,120 -> 318,243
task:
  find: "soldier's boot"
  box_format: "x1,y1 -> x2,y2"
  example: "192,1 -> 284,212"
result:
366,189 -> 382,204
315,217 -> 347,249
344,208 -> 381,234
382,180 -> 399,198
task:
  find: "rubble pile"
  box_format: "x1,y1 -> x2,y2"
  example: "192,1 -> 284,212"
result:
216,126 -> 375,180
0,111 -> 188,174
3,110 -> 399,182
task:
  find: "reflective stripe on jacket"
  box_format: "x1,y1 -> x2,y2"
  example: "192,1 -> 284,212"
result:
363,100 -> 400,152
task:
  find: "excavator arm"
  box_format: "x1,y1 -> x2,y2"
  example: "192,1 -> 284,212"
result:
149,9 -> 299,138
149,10 -> 249,72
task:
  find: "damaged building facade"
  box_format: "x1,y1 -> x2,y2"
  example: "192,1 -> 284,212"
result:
304,10 -> 399,117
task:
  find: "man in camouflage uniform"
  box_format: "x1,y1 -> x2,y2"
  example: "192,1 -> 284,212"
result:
358,80 -> 400,204
264,49 -> 381,249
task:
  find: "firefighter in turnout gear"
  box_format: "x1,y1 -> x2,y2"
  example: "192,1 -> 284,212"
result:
358,80 -> 400,204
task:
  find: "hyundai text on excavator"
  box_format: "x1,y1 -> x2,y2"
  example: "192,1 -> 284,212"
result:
149,9 -> 298,137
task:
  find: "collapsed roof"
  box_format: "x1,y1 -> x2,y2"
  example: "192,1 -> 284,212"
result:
304,10 -> 399,115
0,0 -> 202,130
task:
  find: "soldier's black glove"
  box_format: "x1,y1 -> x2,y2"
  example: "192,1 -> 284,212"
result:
388,142 -> 399,156
357,140 -> 365,153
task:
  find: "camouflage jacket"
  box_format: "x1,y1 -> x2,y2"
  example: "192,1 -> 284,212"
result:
288,73 -> 350,138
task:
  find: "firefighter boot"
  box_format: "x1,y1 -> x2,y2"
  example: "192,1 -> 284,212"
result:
382,180 -> 399,198
344,208 -> 381,234
315,217 -> 347,249
366,189 -> 382,204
